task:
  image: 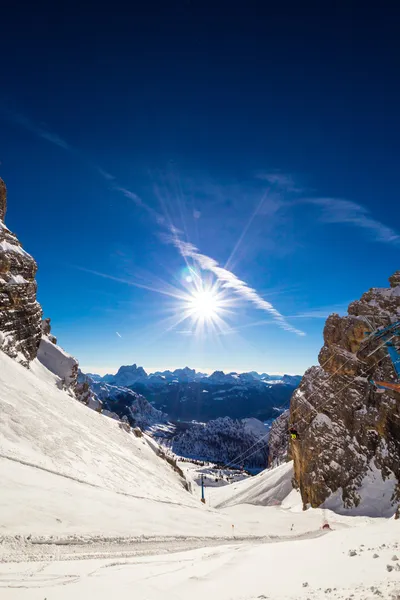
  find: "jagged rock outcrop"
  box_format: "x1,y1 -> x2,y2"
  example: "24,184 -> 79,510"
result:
268,410 -> 289,467
0,178 -> 42,363
41,317 -> 57,344
0,178 -> 6,221
290,271 -> 400,516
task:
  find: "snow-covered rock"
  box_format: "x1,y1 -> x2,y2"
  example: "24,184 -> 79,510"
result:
281,374 -> 302,387
89,380 -> 167,429
0,178 -> 42,364
203,370 -> 239,385
106,363 -> 148,386
290,271 -> 400,516
268,409 -> 290,467
37,335 -> 78,389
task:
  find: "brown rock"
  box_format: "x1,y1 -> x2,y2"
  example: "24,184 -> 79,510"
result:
389,271 -> 400,288
0,178 -> 42,363
289,271 -> 400,513
0,178 -> 6,221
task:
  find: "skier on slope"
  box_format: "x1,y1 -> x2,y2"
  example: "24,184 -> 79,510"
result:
289,426 -> 299,440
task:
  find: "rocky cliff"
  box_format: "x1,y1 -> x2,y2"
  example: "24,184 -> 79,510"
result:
0,178 -> 42,364
289,271 -> 400,516
268,410 -> 289,467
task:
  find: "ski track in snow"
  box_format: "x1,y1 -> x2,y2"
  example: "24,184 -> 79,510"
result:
0,528 -> 399,600
0,531 -> 329,563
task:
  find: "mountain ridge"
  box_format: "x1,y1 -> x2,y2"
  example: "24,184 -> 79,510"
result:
86,365 -> 302,388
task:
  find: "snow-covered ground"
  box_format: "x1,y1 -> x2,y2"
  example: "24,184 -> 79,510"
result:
1,349 -> 399,599
212,461 -> 295,508
0,351 -> 328,541
1,520 -> 399,599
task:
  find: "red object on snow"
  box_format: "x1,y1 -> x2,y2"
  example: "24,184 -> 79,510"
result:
322,523 -> 331,530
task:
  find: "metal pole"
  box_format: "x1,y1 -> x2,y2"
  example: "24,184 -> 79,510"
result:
201,474 -> 205,503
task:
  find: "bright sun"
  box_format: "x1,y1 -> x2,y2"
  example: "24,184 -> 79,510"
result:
188,289 -> 220,320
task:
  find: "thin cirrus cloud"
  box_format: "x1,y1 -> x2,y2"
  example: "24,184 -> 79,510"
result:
304,198 -> 400,245
3,107 -> 117,182
260,171 -> 400,246
287,303 -> 351,319
3,108 -> 72,150
256,172 -> 303,193
167,237 -> 305,337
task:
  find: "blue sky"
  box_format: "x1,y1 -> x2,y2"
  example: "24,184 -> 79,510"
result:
0,2 -> 399,375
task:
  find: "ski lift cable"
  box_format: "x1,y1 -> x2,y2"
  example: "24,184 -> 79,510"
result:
364,333 -> 396,359
288,327 -> 392,431
223,325 -> 395,471
222,330 -> 379,470
226,346 -> 394,471
292,350 -> 391,438
225,353 -> 389,472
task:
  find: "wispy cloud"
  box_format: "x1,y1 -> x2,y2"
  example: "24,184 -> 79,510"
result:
287,302 -> 351,319
304,198 -> 400,245
167,237 -> 305,336
2,107 -> 119,183
258,170 -> 400,246
114,186 -> 168,225
97,167 -> 115,181
116,331 -> 122,338
8,111 -> 72,150
256,172 -> 303,193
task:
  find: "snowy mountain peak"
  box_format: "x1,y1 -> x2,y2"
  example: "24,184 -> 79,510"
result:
110,364 -> 148,386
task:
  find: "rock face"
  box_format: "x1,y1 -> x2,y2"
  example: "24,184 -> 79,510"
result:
0,178 -> 6,221
0,178 -> 42,363
290,272 -> 400,516
268,410 -> 289,467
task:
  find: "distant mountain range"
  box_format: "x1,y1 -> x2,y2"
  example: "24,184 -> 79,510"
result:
88,365 -> 302,388
84,365 -> 302,423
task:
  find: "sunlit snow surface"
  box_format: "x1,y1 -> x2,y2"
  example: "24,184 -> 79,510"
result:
0,350 -> 399,599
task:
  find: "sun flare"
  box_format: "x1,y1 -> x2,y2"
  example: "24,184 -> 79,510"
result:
188,289 -> 221,320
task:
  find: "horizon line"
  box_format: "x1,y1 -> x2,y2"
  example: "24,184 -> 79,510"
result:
80,364 -> 304,377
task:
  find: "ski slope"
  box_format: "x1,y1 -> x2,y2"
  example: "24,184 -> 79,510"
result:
0,350 -> 330,543
0,519 -> 399,599
0,351 -> 192,503
1,349 -> 399,599
212,461 -> 295,508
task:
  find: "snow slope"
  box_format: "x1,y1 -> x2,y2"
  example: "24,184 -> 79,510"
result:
36,335 -> 78,387
0,350 -> 330,543
1,349 -> 399,600
0,351 -> 187,503
1,351 -> 237,540
1,520 -> 399,600
213,461 -> 295,508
